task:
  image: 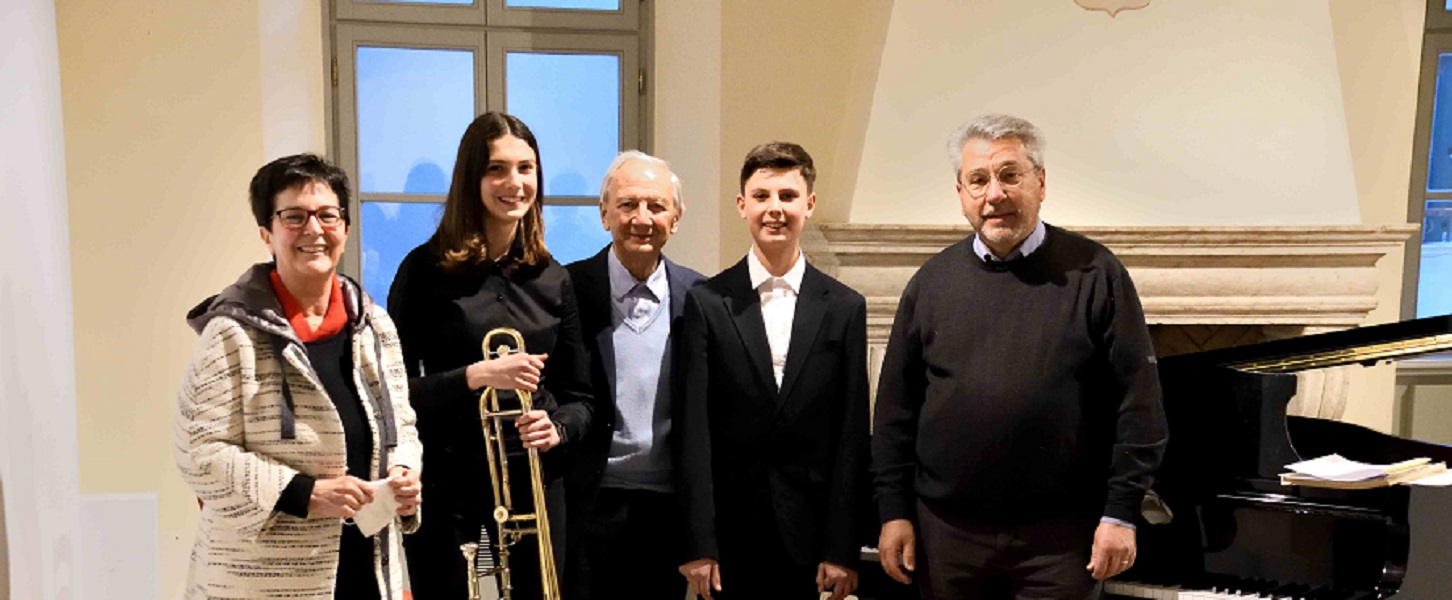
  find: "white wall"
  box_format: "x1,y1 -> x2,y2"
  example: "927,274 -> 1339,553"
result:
849,0 -> 1363,228
0,0 -> 81,598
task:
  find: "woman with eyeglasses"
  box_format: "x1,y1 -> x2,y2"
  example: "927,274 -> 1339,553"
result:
174,153 -> 423,599
388,112 -> 594,599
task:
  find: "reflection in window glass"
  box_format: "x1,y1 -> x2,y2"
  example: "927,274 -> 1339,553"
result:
358,46 -> 475,195
506,0 -> 619,9
506,52 -> 620,197
362,203 -> 611,307
543,205 -> 611,264
361,202 -> 444,308
1427,54 -> 1452,192
1420,200 -> 1452,317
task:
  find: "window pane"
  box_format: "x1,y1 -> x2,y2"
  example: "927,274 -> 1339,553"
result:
360,202 -> 444,309
358,46 -> 475,195
543,205 -> 611,264
506,52 -> 620,197
505,0 -> 620,9
1428,54 -> 1452,191
1419,199 -> 1452,317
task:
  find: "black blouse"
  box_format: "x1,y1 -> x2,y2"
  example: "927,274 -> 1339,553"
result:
386,244 -> 594,521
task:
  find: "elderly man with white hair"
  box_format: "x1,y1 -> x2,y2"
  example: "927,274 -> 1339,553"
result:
564,150 -> 706,600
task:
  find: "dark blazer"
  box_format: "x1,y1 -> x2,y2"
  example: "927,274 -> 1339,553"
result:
675,256 -> 871,568
563,246 -> 705,510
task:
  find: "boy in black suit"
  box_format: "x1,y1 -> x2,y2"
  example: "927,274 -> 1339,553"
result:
676,142 -> 870,600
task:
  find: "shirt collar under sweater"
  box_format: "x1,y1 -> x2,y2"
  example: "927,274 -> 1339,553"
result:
606,245 -> 668,303
972,219 -> 1047,263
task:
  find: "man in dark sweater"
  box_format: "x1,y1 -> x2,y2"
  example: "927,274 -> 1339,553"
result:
871,114 -> 1167,599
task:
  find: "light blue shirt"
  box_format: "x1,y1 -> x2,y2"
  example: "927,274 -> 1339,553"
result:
607,247 -> 669,333
972,219 -> 1047,263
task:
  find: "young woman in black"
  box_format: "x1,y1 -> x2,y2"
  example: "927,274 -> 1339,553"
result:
389,113 -> 593,599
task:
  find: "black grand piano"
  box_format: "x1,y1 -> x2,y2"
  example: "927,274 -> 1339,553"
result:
855,316 -> 1452,600
1106,315 -> 1452,599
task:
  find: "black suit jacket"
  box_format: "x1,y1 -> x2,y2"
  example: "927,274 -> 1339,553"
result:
676,256 -> 871,568
563,247 -> 705,528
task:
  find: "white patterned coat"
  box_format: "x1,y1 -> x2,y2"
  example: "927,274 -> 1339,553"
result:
174,265 -> 422,599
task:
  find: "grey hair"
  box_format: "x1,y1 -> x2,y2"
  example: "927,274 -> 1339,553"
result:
599,150 -> 685,218
946,114 -> 1046,179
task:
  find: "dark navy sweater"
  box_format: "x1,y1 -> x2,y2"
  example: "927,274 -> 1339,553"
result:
871,224 -> 1167,525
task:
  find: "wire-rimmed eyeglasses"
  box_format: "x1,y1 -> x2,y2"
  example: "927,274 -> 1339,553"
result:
961,166 -> 1038,199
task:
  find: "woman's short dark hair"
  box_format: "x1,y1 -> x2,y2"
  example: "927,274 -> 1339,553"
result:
248,154 -> 351,228
739,142 -> 816,192
430,112 -> 551,269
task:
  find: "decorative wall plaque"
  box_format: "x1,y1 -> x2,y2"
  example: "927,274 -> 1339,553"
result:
1075,0 -> 1150,17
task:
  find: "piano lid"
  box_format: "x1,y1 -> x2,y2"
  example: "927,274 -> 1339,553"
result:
1163,315 -> 1452,374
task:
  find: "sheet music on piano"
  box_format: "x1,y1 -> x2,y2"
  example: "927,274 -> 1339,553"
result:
1279,455 -> 1448,489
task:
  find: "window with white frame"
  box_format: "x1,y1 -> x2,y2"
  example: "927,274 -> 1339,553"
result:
328,0 -> 646,307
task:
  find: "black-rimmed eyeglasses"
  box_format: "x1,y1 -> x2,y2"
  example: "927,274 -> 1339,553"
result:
273,207 -> 346,229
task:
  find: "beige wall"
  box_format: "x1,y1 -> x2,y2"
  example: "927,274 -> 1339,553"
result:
259,0 -> 328,159
763,0 -> 1420,431
718,0 -> 893,266
57,0 -> 271,594
1327,0 -> 1425,430
653,0 -> 723,274
849,0 -> 1363,226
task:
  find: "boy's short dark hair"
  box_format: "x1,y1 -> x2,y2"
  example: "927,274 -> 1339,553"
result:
248,153 -> 351,228
739,142 -> 816,192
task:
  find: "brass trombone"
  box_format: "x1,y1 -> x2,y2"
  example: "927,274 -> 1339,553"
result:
460,328 -> 560,600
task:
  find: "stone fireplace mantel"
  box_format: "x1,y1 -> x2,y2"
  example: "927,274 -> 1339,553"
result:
804,223 -> 1418,420
807,223 -> 1418,338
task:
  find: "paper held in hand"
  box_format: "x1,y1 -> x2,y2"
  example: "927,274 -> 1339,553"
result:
1280,454 -> 1451,489
347,478 -> 401,537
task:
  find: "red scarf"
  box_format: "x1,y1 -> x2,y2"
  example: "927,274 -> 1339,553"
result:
269,270 -> 347,342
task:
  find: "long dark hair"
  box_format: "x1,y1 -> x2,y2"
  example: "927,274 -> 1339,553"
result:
430,112 -> 550,269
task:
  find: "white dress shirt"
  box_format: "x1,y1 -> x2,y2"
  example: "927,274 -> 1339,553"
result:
746,247 -> 806,388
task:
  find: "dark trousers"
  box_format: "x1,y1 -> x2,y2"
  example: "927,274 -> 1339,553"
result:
336,523 -> 381,599
711,519 -> 819,600
915,500 -> 1101,600
405,476 -> 566,600
573,487 -> 687,600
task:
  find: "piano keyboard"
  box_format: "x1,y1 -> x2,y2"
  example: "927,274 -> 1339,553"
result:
1106,580 -> 1383,599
